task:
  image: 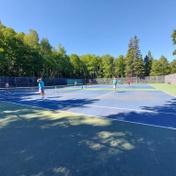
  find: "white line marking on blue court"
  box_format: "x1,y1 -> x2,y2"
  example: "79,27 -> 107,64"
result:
95,91 -> 113,99
161,91 -> 176,97
1,99 -> 176,131
150,85 -> 176,97
55,110 -> 176,131
84,104 -> 176,116
84,104 -> 155,113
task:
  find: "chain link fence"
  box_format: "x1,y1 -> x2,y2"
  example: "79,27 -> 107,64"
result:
165,73 -> 176,84
94,76 -> 165,85
0,74 -> 175,88
0,77 -> 81,88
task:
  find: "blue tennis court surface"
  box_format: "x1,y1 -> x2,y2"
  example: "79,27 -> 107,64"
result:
1,84 -> 176,129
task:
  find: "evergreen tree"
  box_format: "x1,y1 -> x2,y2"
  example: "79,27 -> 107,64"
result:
125,37 -> 134,77
144,51 -> 153,76
125,36 -> 144,77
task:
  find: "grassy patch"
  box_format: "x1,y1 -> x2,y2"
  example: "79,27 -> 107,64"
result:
149,83 -> 176,96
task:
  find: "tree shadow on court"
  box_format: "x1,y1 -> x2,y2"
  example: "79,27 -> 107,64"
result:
141,98 -> 176,114
3,95 -> 100,111
1,102 -> 176,176
107,98 -> 176,128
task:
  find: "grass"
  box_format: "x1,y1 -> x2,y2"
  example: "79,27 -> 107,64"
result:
149,83 -> 176,96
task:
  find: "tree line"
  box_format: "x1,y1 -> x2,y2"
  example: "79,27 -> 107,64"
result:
0,22 -> 176,79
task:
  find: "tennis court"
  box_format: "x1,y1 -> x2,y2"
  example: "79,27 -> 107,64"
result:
1,83 -> 176,129
0,83 -> 176,175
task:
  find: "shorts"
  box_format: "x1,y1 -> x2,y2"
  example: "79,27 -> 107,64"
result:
41,87 -> 44,93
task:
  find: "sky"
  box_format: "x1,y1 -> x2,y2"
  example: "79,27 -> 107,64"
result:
0,0 -> 176,62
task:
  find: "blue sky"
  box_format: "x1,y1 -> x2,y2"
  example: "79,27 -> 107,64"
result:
0,0 -> 176,61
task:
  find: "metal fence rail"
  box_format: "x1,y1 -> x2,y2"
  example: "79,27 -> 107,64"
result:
0,77 -> 63,87
94,76 -> 165,85
165,73 -> 176,84
0,74 -> 175,88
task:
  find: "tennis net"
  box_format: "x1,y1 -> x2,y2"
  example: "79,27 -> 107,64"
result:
0,83 -> 83,100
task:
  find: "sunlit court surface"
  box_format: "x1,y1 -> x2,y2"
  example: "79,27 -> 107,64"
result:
1,83 -> 176,176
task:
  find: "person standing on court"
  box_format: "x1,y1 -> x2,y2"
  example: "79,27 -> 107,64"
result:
5,81 -> 9,93
37,78 -> 45,98
113,77 -> 117,92
127,78 -> 131,86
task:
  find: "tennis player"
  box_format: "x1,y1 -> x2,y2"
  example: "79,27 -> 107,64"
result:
127,78 -> 131,86
5,82 -> 9,93
37,78 -> 45,98
113,78 -> 117,92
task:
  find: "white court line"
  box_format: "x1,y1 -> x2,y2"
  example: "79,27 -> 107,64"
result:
85,104 -> 155,113
84,104 -> 176,116
55,110 -> 176,131
3,99 -> 176,131
1,99 -> 176,131
149,85 -> 176,98
94,91 -> 113,99
161,91 -> 176,98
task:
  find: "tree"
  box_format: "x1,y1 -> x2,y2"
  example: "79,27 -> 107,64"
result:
101,54 -> 114,78
171,29 -> 176,55
125,37 -> 134,77
24,29 -> 39,49
150,60 -> 161,76
125,36 -> 144,77
170,59 -> 176,74
150,56 -> 170,76
144,51 -> 153,76
0,27 -> 18,75
58,44 -> 71,78
134,57 -> 145,77
39,38 -> 52,77
160,56 -> 170,75
80,54 -> 99,79
113,55 -> 126,77
70,54 -> 81,78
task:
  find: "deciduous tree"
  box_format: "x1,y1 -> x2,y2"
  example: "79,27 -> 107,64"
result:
171,29 -> 176,55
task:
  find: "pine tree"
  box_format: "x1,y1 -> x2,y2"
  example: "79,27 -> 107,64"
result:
125,36 -> 144,77
144,51 -> 153,76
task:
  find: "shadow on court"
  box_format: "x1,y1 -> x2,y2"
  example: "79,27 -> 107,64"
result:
0,102 -> 176,176
107,98 -> 176,128
141,98 -> 176,114
1,91 -> 100,111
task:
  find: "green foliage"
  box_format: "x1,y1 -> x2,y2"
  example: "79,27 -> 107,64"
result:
24,29 -> 39,49
150,60 -> 161,76
170,59 -> 176,74
144,51 -> 153,76
125,36 -> 144,77
101,54 -> 114,78
80,54 -> 100,79
171,29 -> 176,55
114,55 -> 126,77
70,54 -> 81,78
150,56 -> 170,76
0,22 -> 175,79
